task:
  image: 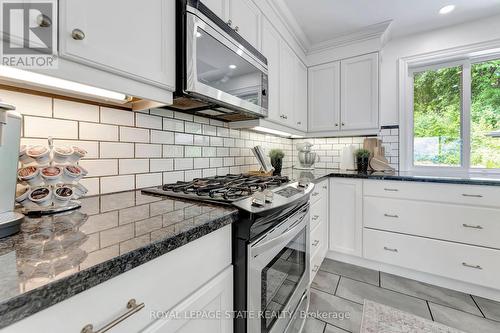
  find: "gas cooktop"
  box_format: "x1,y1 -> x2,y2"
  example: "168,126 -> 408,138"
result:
142,174 -> 290,204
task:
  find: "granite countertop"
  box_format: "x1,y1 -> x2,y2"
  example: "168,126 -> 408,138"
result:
284,167 -> 500,186
0,190 -> 238,329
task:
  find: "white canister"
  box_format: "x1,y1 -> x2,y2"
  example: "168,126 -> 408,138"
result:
53,186 -> 73,206
53,146 -> 74,164
68,146 -> 87,163
62,165 -> 83,183
26,145 -> 50,165
18,166 -> 43,187
29,187 -> 53,207
72,183 -> 88,199
41,166 -> 63,185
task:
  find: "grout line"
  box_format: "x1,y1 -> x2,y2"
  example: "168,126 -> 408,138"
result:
470,295 -> 486,318
426,301 -> 435,321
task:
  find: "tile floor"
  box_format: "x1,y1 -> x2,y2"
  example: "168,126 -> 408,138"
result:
305,258 -> 500,333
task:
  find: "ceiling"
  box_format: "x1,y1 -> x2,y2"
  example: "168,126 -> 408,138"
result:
282,0 -> 500,48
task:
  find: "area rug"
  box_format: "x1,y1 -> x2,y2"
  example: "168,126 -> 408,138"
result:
360,300 -> 466,333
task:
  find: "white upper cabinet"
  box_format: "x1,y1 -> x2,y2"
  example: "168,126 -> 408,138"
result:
59,0 -> 174,90
228,0 -> 261,50
308,62 -> 341,132
294,59 -> 308,131
202,0 -> 227,19
261,19 -> 281,123
279,41 -> 296,128
340,53 -> 379,131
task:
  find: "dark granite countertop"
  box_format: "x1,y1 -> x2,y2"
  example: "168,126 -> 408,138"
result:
0,190 -> 238,329
283,168 -> 500,186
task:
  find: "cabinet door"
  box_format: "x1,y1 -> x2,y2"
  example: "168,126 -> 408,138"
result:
279,42 -> 295,127
329,178 -> 363,256
308,62 -> 340,132
143,266 -> 233,333
202,0 -> 228,20
261,19 -> 281,123
59,0 -> 174,89
228,0 -> 260,50
340,53 -> 379,131
294,59 -> 308,131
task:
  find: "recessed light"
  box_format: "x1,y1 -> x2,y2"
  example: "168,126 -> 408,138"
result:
229,64 -> 237,69
439,5 -> 455,15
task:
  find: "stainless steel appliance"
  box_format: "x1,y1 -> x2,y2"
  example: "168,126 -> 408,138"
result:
167,0 -> 268,121
142,175 -> 313,333
0,102 -> 24,238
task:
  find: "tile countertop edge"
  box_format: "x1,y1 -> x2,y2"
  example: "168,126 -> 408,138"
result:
0,209 -> 239,330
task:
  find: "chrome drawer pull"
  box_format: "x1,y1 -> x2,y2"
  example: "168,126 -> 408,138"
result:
462,194 -> 483,198
462,224 -> 483,229
312,192 -> 319,197
384,247 -> 398,253
312,265 -> 320,272
462,262 -> 483,270
311,215 -> 319,221
384,188 -> 399,192
81,299 -> 145,333
384,213 -> 399,218
312,239 -> 320,246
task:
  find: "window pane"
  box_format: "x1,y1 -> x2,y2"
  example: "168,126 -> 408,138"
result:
471,59 -> 500,169
413,66 -> 462,167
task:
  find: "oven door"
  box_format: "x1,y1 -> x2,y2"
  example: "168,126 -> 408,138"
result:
185,11 -> 268,117
247,205 -> 310,333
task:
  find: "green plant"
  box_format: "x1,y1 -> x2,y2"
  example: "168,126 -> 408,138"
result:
268,149 -> 285,160
355,149 -> 371,159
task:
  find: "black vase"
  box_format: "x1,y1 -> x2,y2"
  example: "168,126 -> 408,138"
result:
356,156 -> 369,173
271,158 -> 282,176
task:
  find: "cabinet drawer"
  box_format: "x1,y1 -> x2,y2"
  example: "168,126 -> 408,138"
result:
364,180 -> 500,208
310,196 -> 327,230
310,247 -> 324,283
5,226 -> 232,333
310,220 -> 327,258
364,197 -> 500,249
364,228 -> 500,290
310,179 -> 328,204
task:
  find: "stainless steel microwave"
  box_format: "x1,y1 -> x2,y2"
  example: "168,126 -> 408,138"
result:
166,0 -> 269,121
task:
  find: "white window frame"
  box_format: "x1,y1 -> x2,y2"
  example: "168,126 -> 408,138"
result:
399,40 -> 500,174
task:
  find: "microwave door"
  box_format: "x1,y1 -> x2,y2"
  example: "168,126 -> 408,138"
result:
186,13 -> 268,116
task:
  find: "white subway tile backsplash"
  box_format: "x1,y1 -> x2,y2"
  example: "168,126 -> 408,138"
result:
163,171 -> 184,183
135,144 -> 162,158
203,147 -> 217,157
120,127 -> 149,143
185,146 -> 202,157
203,125 -> 217,136
151,130 -> 174,144
217,147 -> 229,157
217,127 -> 229,137
193,115 -> 210,124
79,159 -> 118,177
53,140 -> 99,159
136,173 -> 162,188
24,116 -> 78,139
210,157 -> 223,168
100,175 -> 135,194
174,158 -> 193,170
100,107 -> 134,126
174,111 -> 193,122
193,135 -> 210,146
163,118 -> 184,132
53,99 -> 99,122
79,178 -> 100,196
210,136 -> 224,147
0,89 -> 52,117
150,159 -> 174,172
80,122 -> 118,141
185,122 -> 202,134
100,142 -> 134,158
175,133 -> 194,145
119,159 -> 149,174
136,113 -> 162,130
163,145 -> 184,158
184,169 -> 202,180
193,158 -> 209,169
150,108 -> 173,118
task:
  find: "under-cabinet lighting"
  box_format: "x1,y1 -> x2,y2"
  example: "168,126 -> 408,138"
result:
252,126 -> 292,137
229,64 -> 237,69
439,5 -> 455,15
290,135 -> 304,139
0,66 -> 132,103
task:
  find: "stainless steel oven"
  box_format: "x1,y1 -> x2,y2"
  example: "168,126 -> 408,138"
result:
247,204 -> 310,333
169,0 -> 268,121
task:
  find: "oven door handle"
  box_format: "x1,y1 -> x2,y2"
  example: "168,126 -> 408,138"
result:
251,214 -> 308,258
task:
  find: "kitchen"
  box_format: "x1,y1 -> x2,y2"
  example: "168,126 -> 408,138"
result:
0,0 -> 499,332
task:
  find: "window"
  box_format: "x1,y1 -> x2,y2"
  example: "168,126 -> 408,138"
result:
409,57 -> 500,172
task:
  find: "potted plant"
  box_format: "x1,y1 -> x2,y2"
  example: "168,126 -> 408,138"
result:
355,149 -> 371,173
269,149 -> 285,176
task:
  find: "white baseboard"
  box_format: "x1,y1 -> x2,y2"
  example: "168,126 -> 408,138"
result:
326,251 -> 500,302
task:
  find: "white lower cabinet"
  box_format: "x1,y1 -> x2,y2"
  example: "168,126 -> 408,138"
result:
329,178 -> 363,257
310,179 -> 328,281
3,226 -> 232,333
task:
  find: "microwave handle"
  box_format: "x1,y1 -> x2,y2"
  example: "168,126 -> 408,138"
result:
251,211 -> 308,258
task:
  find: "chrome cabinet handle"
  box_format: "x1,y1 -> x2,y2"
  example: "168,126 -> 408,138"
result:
234,26 -> 239,32
81,299 -> 145,333
312,265 -> 320,272
312,239 -> 320,246
463,224 -> 483,229
71,28 -> 85,40
226,19 -> 232,27
384,246 -> 398,252
37,14 -> 51,27
341,122 -> 345,126
384,213 -> 399,218
462,262 -> 483,270
384,188 -> 399,192
462,194 -> 483,198
311,215 -> 319,220
335,123 -> 339,127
